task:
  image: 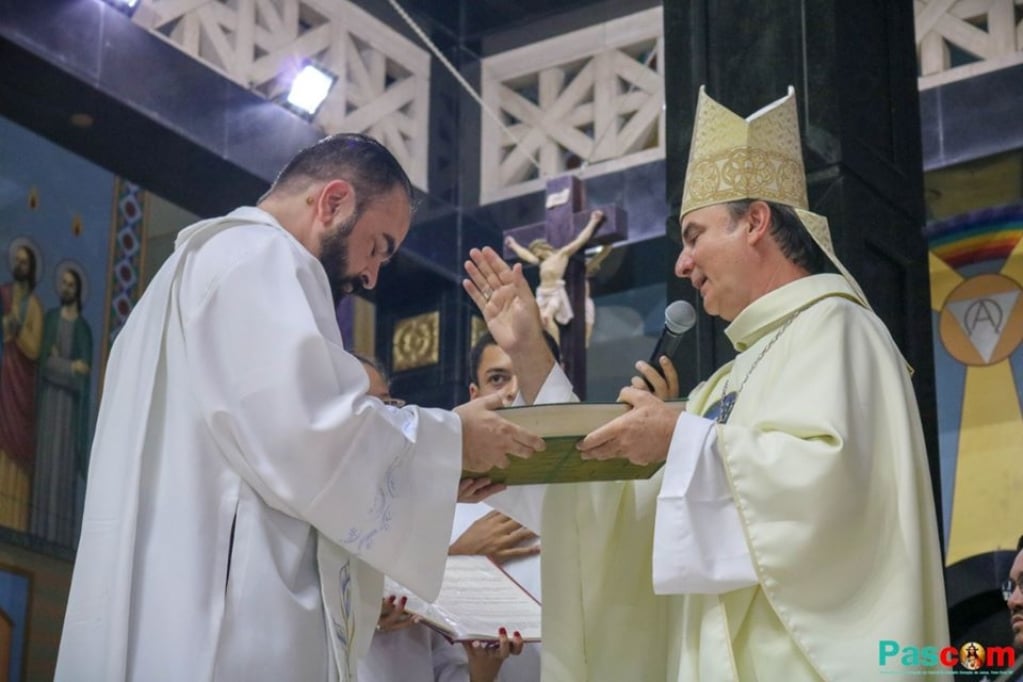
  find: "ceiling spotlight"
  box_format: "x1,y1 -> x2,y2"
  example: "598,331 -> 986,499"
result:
103,0 -> 141,17
286,64 -> 336,117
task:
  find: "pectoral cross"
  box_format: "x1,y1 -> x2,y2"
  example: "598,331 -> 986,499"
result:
502,175 -> 627,399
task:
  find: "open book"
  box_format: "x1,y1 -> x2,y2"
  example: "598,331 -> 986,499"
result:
463,401 -> 666,485
384,555 -> 541,643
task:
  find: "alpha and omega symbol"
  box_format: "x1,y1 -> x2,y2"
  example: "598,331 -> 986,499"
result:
939,274 -> 1023,366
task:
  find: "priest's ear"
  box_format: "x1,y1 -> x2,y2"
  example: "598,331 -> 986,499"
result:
315,179 -> 358,224
744,200 -> 773,244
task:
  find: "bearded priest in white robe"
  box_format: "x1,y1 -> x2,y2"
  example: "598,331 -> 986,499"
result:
462,87 -> 950,681
55,134 -> 545,682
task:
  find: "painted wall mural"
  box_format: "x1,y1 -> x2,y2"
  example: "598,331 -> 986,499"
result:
0,563 -> 31,682
0,117 -> 116,548
927,202 -> 1023,565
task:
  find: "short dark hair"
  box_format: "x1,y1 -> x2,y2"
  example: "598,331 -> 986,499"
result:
261,133 -> 414,215
726,200 -> 834,276
1016,534 -> 1023,553
468,330 -> 561,386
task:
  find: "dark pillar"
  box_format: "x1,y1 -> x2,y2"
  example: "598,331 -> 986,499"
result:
663,0 -> 942,544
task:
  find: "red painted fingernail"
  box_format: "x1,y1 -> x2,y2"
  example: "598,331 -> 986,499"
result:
513,631 -> 521,638
399,596 -> 407,604
499,627 -> 507,636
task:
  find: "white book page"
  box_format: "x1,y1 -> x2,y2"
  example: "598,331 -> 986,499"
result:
384,555 -> 541,642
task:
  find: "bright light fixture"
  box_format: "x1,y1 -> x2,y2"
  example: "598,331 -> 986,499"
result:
286,65 -> 335,117
103,0 -> 141,16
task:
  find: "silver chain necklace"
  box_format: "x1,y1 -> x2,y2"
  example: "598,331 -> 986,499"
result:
716,308 -> 803,424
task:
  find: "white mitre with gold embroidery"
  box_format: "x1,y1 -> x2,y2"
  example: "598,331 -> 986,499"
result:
681,85 -> 870,308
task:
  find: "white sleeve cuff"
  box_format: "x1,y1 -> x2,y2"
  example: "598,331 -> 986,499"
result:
513,363 -> 577,406
653,413 -> 757,595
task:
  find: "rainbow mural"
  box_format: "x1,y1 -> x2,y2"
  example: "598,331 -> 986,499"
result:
927,202 -> 1023,565
929,207 -> 1023,270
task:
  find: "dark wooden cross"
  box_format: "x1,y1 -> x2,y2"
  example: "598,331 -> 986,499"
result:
502,175 -> 628,399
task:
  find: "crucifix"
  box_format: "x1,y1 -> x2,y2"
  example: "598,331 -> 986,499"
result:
502,175 -> 627,399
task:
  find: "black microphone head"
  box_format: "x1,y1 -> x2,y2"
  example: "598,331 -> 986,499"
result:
664,300 -> 696,334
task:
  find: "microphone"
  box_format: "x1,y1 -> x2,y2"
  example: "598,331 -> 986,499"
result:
645,300 -> 697,388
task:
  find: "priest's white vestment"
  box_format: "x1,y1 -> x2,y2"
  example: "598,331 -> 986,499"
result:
494,274 -> 949,681
56,208 -> 462,682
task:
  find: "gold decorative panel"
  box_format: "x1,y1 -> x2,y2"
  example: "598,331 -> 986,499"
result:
392,311 -> 440,372
470,316 -> 488,349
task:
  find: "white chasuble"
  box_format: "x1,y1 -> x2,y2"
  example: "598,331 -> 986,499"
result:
535,274 -> 949,681
56,208 -> 462,682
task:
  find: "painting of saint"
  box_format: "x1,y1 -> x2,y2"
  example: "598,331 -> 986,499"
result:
0,238 -> 43,531
30,260 -> 93,546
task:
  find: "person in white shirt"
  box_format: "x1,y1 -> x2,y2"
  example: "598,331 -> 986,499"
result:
55,133 -> 545,682
461,87 -> 949,681
449,332 -> 560,682
355,352 -> 530,682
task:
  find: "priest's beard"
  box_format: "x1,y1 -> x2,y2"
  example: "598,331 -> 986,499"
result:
319,212 -> 362,304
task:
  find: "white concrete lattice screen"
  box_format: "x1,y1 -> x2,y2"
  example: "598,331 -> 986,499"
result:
133,0 -> 430,190
915,0 -> 1023,89
479,7 -> 665,204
